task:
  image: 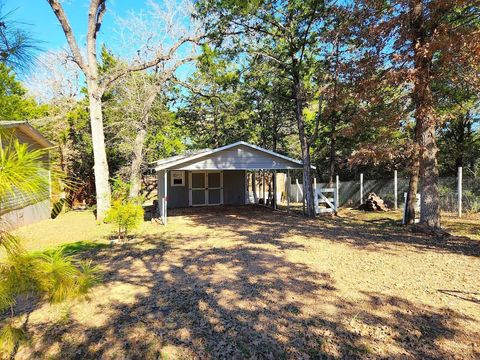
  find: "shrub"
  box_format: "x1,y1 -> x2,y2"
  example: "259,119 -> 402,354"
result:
0,139 -> 100,358
104,199 -> 144,240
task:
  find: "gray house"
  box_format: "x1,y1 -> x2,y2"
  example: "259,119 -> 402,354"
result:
0,121 -> 53,229
153,141 -> 305,224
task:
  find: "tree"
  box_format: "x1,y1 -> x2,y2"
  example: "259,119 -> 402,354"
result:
197,0 -> 343,217
0,63 -> 47,120
46,0 -> 203,219
105,69 -> 187,198
353,0 -> 480,228
0,4 -> 40,71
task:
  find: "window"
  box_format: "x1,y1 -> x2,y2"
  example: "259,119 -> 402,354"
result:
171,171 -> 185,186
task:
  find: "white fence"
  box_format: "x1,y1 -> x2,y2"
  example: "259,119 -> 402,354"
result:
314,186 -> 337,214
289,167 -> 480,216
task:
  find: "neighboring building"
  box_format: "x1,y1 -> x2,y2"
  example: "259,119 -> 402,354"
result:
0,121 -> 53,229
152,141 -> 306,224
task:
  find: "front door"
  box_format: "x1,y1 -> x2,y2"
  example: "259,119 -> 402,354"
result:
189,171 -> 223,206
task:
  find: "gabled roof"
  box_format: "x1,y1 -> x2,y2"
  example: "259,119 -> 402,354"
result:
153,141 -> 310,171
0,121 -> 54,148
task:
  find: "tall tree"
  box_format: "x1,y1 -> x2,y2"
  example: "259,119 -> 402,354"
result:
354,0 -> 480,228
46,0 -> 202,219
197,0 -> 341,217
0,63 -> 47,120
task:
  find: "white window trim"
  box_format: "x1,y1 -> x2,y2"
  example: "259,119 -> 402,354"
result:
170,170 -> 185,187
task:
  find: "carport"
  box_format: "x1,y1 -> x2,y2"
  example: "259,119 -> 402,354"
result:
152,141 -> 306,224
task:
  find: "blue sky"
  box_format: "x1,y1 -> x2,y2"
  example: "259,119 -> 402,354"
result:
5,0 -> 147,53
4,0 -> 196,82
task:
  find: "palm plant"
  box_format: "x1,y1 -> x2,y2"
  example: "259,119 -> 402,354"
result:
0,136 -> 99,357
0,6 -> 41,72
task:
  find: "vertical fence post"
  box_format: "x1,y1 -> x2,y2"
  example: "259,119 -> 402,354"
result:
458,166 -> 462,218
295,179 -> 299,202
394,170 -> 398,210
360,173 -> 364,205
335,175 -> 340,210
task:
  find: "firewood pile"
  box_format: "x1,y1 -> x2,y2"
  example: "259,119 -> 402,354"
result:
358,192 -> 389,212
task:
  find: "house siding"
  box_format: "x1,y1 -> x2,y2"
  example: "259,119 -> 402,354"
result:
0,125 -> 51,229
157,170 -> 246,208
170,144 -> 301,170
1,200 -> 50,230
167,171 -> 189,208
223,170 -> 246,205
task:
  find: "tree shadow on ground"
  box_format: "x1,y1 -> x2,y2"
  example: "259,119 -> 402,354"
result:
20,209 -> 480,359
172,205 -> 480,257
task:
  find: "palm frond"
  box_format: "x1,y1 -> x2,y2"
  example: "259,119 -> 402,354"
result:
0,6 -> 42,72
0,227 -> 22,257
36,250 -> 80,303
0,139 -> 50,216
0,322 -> 28,357
76,260 -> 101,295
0,253 -> 42,310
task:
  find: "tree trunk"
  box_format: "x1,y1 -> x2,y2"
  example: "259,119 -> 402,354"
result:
128,83 -> 160,198
87,83 -> 111,220
128,124 -> 147,198
417,116 -> 440,228
405,148 -> 419,225
293,76 -> 315,217
411,0 -> 440,228
328,116 -> 337,187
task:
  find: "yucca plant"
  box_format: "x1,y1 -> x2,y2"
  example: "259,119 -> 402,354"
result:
0,136 -> 100,358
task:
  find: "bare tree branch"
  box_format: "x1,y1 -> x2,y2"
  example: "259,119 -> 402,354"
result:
46,0 -> 87,73
100,34 -> 204,91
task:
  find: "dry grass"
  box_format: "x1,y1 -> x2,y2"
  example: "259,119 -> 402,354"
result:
6,206 -> 480,359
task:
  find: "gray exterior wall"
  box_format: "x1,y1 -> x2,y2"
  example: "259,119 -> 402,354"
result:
223,170 -> 246,205
170,144 -> 302,170
167,171 -> 189,208
1,200 -> 50,230
157,170 -> 246,209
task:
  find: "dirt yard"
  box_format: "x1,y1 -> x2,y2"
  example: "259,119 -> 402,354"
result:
9,207 -> 480,359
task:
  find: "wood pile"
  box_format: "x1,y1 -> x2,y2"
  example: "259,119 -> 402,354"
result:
358,192 -> 389,212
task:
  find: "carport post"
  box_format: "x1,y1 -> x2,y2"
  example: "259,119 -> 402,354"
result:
272,170 -> 277,210
252,172 -> 258,204
286,170 -> 290,212
262,170 -> 266,205
164,170 -> 168,225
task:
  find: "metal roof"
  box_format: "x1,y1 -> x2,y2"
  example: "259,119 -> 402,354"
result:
0,121 -> 54,148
